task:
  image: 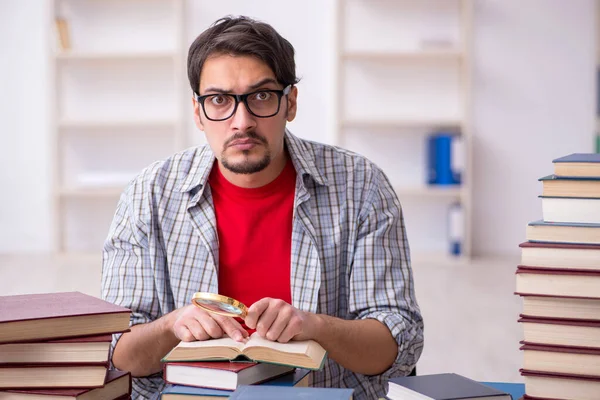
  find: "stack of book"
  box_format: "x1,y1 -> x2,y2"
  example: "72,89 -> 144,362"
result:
0,292 -> 132,400
517,153 -> 600,400
160,332 -> 327,398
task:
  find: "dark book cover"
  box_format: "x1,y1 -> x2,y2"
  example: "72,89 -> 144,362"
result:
388,373 -> 510,399
519,241 -> 600,250
520,341 -> 600,355
553,154 -> 600,163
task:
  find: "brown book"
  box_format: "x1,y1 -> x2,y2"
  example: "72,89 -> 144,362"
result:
519,316 -> 600,349
0,363 -> 108,389
162,332 -> 327,370
519,241 -> 600,271
0,335 -> 111,364
0,292 -> 130,344
517,294 -> 600,321
516,267 -> 600,298
521,341 -> 600,377
526,219 -> 600,244
539,175 -> 600,198
520,369 -> 600,400
0,370 -> 131,400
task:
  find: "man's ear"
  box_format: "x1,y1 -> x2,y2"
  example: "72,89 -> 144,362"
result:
286,86 -> 298,122
193,97 -> 205,131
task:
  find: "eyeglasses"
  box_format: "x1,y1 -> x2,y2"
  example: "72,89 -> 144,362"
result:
193,85 -> 292,121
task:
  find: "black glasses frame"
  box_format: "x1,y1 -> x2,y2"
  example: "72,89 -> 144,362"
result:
193,85 -> 292,121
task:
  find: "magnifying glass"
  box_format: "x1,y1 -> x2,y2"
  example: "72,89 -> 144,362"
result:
192,292 -> 249,319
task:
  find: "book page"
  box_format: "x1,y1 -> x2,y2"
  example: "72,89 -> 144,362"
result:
244,332 -> 309,354
175,336 -> 245,352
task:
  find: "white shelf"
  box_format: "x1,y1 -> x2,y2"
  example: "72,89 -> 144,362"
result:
411,251 -> 469,266
56,51 -> 176,61
58,187 -> 124,198
343,49 -> 463,61
394,186 -> 464,198
59,119 -> 178,130
342,119 -> 463,130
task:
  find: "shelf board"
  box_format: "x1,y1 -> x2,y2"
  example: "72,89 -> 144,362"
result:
342,119 -> 463,130
55,51 -> 176,61
394,186 -> 464,198
411,251 -> 469,266
59,119 -> 177,130
343,49 -> 463,61
58,187 -> 125,198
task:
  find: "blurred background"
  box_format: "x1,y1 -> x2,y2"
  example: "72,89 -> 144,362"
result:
0,0 -> 598,385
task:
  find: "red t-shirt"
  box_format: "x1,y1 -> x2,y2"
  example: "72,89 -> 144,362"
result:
209,159 -> 296,331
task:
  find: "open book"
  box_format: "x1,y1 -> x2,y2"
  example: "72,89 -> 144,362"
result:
162,333 -> 327,370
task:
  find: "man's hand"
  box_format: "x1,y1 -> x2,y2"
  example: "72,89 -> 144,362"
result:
245,298 -> 320,343
172,304 -> 249,342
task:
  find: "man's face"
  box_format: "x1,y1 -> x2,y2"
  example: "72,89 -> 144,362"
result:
193,54 -> 298,175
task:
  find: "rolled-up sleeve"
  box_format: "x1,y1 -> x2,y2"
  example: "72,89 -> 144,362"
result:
101,178 -> 165,368
349,166 -> 424,379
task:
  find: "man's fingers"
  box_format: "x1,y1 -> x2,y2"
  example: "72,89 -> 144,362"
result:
198,314 -> 224,338
212,314 -> 249,342
245,298 -> 271,329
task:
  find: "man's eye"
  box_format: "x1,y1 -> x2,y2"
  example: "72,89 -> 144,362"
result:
210,95 -> 228,105
254,92 -> 272,101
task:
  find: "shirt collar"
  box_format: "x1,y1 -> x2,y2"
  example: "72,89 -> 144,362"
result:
176,129 -> 329,193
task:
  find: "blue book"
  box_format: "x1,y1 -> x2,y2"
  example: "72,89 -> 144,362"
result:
161,369 -> 311,399
553,153 -> 600,178
229,386 -> 353,400
427,133 -> 462,185
480,382 -> 525,400
387,373 -> 511,400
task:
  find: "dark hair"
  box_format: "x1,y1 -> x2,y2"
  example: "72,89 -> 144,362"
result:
187,16 -> 300,95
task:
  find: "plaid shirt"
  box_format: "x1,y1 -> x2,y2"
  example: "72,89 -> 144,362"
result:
102,130 -> 423,399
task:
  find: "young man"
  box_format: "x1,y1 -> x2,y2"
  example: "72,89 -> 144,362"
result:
102,16 -> 423,400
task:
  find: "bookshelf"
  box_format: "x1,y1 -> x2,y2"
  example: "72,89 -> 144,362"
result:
335,0 -> 473,263
50,0 -> 187,253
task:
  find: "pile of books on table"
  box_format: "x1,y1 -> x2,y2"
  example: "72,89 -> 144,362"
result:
517,153 -> 600,399
0,292 -> 132,400
160,331 -> 337,398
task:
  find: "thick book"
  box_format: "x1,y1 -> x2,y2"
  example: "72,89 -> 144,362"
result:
0,370 -> 131,400
386,373 -> 510,400
519,241 -> 600,271
527,219 -> 600,244
0,334 -> 111,364
229,386 -> 353,400
162,332 -> 326,370
538,174 -> 600,198
553,153 -> 600,177
0,292 -> 130,344
521,341 -> 600,377
160,369 -> 311,399
517,294 -> 600,321
538,196 -> 600,224
515,266 -> 600,298
163,361 -> 294,390
520,369 -> 600,400
0,363 -> 108,389
519,316 -> 600,349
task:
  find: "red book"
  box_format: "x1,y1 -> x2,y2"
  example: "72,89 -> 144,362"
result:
0,335 -> 111,364
518,316 -> 600,349
0,370 -> 131,399
520,341 -> 600,377
520,369 -> 600,400
163,361 -> 295,391
516,294 -> 600,321
0,363 -> 109,389
515,266 -> 600,299
0,292 -> 130,344
519,241 -> 600,271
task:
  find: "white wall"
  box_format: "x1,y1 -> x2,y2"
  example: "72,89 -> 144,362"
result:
472,0 -> 596,255
0,1 -> 53,252
0,0 -> 596,255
